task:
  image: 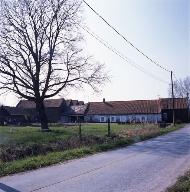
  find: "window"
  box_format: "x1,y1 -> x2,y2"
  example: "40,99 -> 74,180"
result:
111,116 -> 116,122
100,116 -> 105,122
141,116 -> 146,122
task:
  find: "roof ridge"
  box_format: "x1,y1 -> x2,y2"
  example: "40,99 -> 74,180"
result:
89,99 -> 159,103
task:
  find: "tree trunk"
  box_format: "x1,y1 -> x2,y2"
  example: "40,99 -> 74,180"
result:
36,99 -> 49,131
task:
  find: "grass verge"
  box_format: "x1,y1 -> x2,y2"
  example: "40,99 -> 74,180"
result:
166,170 -> 190,192
0,139 -> 133,177
0,124 -> 184,177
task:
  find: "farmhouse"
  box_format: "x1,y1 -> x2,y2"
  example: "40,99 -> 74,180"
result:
0,97 -> 188,125
0,106 -> 29,125
160,98 -> 189,123
16,99 -> 86,123
61,104 -> 87,123
17,99 -> 65,123
85,98 -> 189,123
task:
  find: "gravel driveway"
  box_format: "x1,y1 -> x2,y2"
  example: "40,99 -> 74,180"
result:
0,124 -> 190,192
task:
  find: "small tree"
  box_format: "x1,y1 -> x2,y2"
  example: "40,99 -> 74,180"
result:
0,0 -> 108,131
168,76 -> 190,99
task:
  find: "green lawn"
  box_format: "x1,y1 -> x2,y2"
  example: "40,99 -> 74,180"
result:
0,126 -> 76,145
0,123 -> 157,145
0,123 -> 185,177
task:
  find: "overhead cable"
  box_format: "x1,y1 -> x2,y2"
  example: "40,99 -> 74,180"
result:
79,24 -> 169,84
83,0 -> 171,73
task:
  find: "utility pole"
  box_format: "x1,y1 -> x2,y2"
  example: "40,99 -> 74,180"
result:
79,121 -> 82,141
77,116 -> 82,140
171,71 -> 175,125
187,92 -> 189,103
187,92 -> 189,122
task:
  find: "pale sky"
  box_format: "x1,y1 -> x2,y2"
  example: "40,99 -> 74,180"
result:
0,0 -> 189,106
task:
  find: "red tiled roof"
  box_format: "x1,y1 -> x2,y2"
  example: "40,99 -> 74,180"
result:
16,99 -> 65,109
86,98 -> 188,115
86,100 -> 160,115
16,98 -> 188,114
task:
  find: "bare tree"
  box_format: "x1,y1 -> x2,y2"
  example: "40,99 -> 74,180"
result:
168,76 -> 190,99
0,0 -> 108,131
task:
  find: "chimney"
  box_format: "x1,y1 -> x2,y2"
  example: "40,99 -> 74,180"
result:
103,98 -> 105,103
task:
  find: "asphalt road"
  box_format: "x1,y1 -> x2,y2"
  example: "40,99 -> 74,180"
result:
0,124 -> 190,192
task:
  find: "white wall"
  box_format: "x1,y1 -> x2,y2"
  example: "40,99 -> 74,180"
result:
85,114 -> 161,123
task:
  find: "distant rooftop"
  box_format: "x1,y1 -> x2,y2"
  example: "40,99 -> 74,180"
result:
16,98 -> 85,109
86,98 -> 188,115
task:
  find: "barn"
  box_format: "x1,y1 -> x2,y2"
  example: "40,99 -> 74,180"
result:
0,106 -> 29,125
85,98 -> 189,123
160,98 -> 189,123
16,99 -> 86,123
1,97 -> 188,125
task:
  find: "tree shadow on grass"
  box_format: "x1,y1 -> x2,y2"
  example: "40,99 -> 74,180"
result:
0,183 -> 21,192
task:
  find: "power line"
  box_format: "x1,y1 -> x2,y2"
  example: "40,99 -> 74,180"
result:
83,0 -> 171,73
78,24 -> 169,84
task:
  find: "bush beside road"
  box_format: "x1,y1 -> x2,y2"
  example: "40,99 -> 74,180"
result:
166,170 -> 190,192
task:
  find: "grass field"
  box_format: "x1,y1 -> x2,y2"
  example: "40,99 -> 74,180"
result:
166,170 -> 190,192
0,123 -> 184,176
0,123 -> 152,145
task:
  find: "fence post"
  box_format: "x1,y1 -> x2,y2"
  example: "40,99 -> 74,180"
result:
108,117 -> 111,137
77,116 -> 82,140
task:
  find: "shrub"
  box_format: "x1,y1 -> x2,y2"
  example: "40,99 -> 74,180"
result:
0,135 -> 106,162
166,171 -> 190,192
